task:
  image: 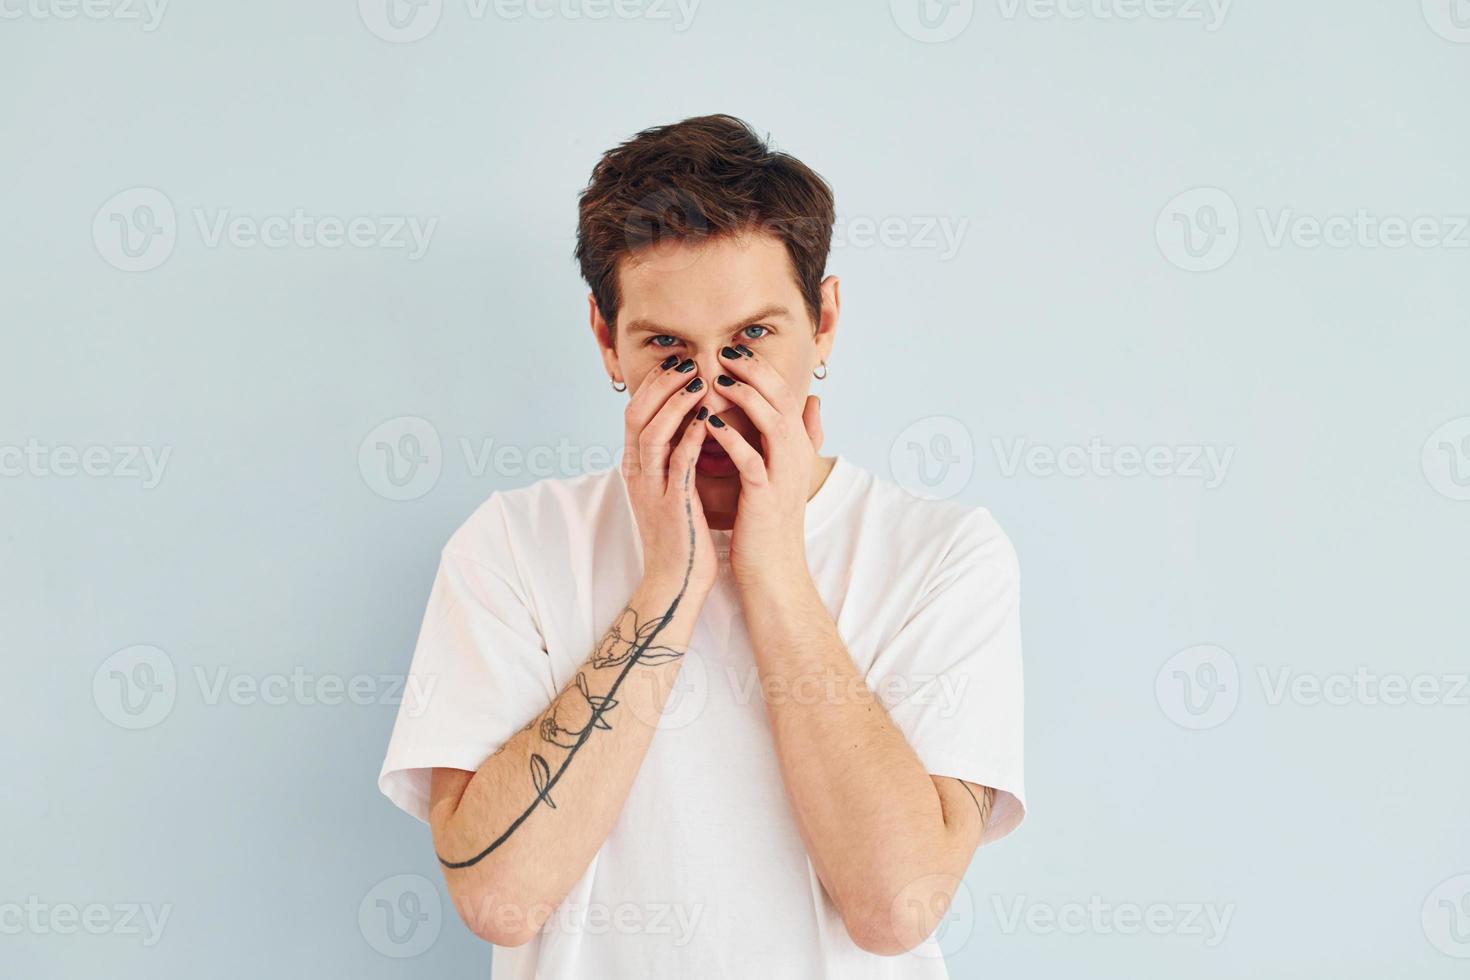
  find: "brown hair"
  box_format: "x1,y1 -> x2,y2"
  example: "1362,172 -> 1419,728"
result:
575,114 -> 835,340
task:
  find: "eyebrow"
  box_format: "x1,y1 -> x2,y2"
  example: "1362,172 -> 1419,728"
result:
623,304 -> 792,337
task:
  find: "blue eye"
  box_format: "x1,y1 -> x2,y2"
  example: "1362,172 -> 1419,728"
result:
741,325 -> 770,340
648,335 -> 679,348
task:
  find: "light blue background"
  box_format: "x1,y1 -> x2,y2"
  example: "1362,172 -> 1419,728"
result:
3,1 -> 1468,976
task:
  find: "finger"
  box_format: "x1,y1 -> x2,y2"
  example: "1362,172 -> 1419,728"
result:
626,358 -> 699,461
705,414 -> 768,486
716,344 -> 793,410
667,404 -> 709,494
641,373 -> 707,477
623,356 -> 697,475
803,395 -> 824,454
709,371 -> 785,458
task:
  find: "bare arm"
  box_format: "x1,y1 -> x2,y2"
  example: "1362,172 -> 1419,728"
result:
694,337 -> 997,954
429,573 -> 704,946
429,354 -> 719,947
744,576 -> 993,956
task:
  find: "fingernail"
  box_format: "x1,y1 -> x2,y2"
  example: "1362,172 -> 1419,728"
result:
676,358 -> 696,373
660,354 -> 680,370
708,414 -> 725,428
720,346 -> 740,359
734,344 -> 754,357
716,374 -> 735,387
684,377 -> 703,392
696,406 -> 709,420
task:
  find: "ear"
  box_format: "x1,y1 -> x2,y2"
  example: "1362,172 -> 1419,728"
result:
802,395 -> 824,454
589,293 -> 620,381
813,274 -> 840,365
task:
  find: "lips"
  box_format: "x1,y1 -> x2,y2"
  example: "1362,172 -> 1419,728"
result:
695,446 -> 738,476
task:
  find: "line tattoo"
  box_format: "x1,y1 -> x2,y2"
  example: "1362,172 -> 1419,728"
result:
438,466 -> 699,870
955,778 -> 995,829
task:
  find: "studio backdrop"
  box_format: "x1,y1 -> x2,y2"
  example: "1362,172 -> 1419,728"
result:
3,2 -> 1468,977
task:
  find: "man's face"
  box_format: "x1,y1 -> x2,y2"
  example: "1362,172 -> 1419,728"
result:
592,230 -> 836,508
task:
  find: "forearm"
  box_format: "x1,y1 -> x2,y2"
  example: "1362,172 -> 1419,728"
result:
431,574 -> 704,944
742,575 -> 956,938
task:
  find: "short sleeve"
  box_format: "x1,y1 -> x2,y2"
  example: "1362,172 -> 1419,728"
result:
867,508 -> 1026,846
377,497 -> 559,824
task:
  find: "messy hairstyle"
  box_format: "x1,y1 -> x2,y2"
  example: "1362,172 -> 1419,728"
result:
575,113 -> 835,339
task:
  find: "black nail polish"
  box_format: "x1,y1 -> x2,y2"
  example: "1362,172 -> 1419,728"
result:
708,414 -> 725,428
720,346 -> 740,359
696,406 -> 709,420
685,377 -> 703,392
716,374 -> 735,387
676,358 -> 696,373
734,344 -> 754,357
660,354 -> 680,370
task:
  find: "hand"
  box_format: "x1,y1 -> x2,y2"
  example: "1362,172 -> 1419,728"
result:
621,357 -> 718,599
702,346 -> 825,590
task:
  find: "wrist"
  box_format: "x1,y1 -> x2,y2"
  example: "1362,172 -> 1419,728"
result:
735,563 -> 817,607
637,573 -> 710,607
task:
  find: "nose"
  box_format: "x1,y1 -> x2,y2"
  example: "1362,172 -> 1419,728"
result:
691,349 -> 737,413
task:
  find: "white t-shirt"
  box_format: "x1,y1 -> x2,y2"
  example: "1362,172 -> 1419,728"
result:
378,453 -> 1026,978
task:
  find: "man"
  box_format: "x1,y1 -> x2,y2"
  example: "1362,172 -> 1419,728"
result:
378,113 -> 1026,978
